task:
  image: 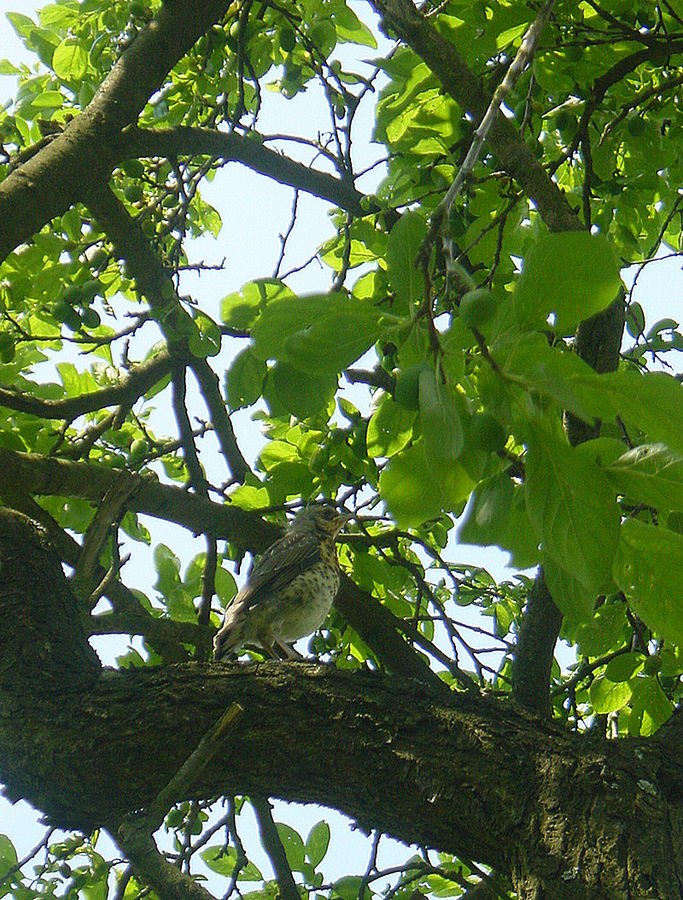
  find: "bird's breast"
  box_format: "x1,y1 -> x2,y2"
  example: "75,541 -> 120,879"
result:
271,559 -> 340,642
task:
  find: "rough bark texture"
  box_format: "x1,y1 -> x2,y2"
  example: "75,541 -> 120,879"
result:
1,509 -> 682,899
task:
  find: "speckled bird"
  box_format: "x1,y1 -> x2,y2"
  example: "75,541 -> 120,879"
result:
213,504 -> 350,660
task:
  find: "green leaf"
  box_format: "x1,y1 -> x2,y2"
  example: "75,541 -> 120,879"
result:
589,675 -> 631,714
386,211 -> 427,308
613,518 -> 683,645
380,439 -> 472,528
215,567 -> 237,606
418,367 -> 463,461
52,39 -> 88,80
513,232 -> 621,333
366,393 -> 416,458
628,676 -> 674,736
6,11 -> 35,39
0,835 -> 18,883
188,312 -> 221,358
284,306 -> 382,374
458,475 -> 540,568
494,332 -> 597,423
332,3 -> 377,46
379,440 -> 445,527
200,846 -> 262,881
274,823 -> 305,871
565,600 -> 630,658
524,421 -> 620,593
604,652 -> 643,683
265,361 -> 336,418
305,820 -> 330,868
570,372 -> 683,457
221,279 -> 294,330
606,443 -> 683,511
332,876 -> 371,900
543,556 -> 594,621
32,90 -> 63,108
226,347 -> 266,410
252,292 -> 382,374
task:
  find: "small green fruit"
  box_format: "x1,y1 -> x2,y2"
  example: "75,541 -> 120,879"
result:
80,307 -> 101,329
279,27 -> 296,52
121,159 -> 144,178
0,333 -> 15,363
53,299 -> 74,323
471,413 -> 507,452
124,183 -> 144,203
459,289 -> 497,329
394,362 -> 430,410
61,284 -> 81,305
81,279 -> 102,302
129,438 -> 148,460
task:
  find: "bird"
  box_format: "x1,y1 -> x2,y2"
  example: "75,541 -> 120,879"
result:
213,504 -> 351,661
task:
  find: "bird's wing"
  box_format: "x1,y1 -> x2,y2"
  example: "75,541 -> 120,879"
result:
231,528 -> 321,612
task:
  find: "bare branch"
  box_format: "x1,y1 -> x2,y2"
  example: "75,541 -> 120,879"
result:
123,126 -> 369,216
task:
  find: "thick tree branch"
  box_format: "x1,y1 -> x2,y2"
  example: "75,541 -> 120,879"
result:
123,126 -> 368,216
510,570 -> 563,716
2,508 -> 682,898
0,0 -> 233,262
0,352 -> 171,420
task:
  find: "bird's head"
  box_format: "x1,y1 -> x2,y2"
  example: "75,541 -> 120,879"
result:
292,503 -> 351,538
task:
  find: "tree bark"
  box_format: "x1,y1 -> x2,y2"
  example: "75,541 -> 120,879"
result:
1,510 -> 682,899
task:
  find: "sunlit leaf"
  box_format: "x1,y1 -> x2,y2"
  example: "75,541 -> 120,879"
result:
525,421 -> 620,593
613,518 -> 683,645
513,232 -> 621,333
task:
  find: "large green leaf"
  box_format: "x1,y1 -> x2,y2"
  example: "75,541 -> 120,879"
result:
458,474 -> 541,568
220,279 -> 294,330
513,232 -> 621,334
613,518 -> 683,645
200,846 -> 262,880
386,211 -> 427,308
524,422 -> 620,593
379,441 -> 445,528
418,366 -> 463,462
379,437 -> 474,528
570,371 -> 683,457
251,293 -> 383,374
605,443 -> 683,512
305,820 -> 331,868
543,556 -> 594,621
264,361 -> 336,418
628,676 -> 674,736
52,38 -> 88,80
366,393 -> 416,458
589,676 -> 631,714
493,332 -> 597,423
225,347 -> 266,410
